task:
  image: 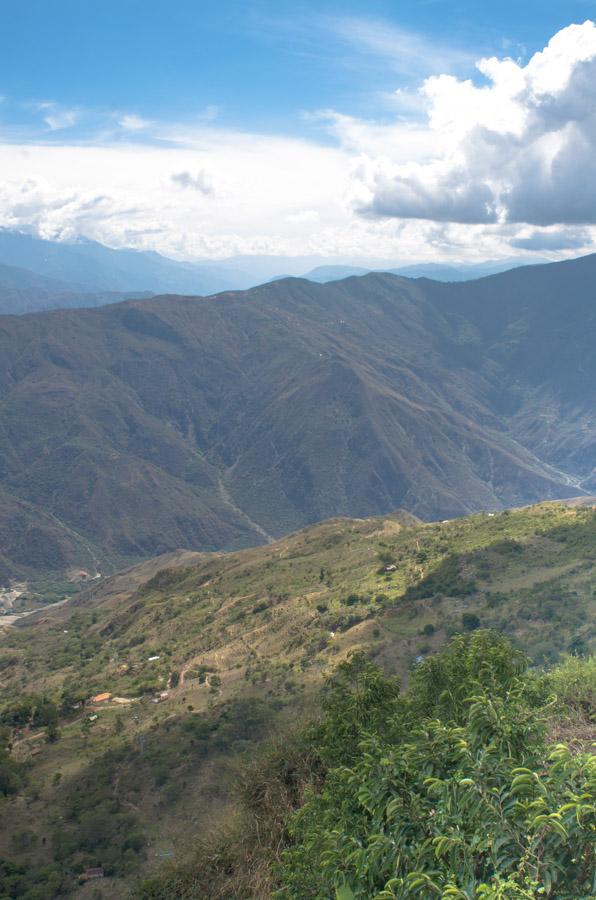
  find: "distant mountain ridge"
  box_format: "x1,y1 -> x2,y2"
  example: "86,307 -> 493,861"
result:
0,259 -> 153,315
0,252 -> 595,581
0,261 -> 85,293
0,229 -> 551,315
304,257 -> 549,283
0,229 -> 251,298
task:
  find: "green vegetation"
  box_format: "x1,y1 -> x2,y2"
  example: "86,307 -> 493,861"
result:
548,655 -> 596,719
0,745 -> 25,798
0,860 -> 67,900
0,502 -> 594,896
0,695 -> 282,897
275,634 -> 595,899
137,633 -> 595,899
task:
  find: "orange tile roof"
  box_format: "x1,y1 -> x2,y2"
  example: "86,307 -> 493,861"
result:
91,692 -> 111,703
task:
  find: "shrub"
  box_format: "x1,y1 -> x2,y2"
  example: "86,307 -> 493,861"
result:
276,633 -> 595,899
548,655 -> 596,720
462,611 -> 481,631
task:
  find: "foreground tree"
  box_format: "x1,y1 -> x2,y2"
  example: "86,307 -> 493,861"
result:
277,633 -> 595,899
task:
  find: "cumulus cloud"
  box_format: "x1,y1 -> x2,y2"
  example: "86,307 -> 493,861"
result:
2,22 -> 596,263
318,110 -> 435,160
357,21 -> 596,226
171,169 -> 214,194
0,178 -> 134,242
0,135 -> 355,259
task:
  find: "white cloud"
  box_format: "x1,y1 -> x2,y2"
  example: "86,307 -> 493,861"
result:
118,114 -> 153,131
0,133 -> 355,259
171,169 -> 214,195
2,23 -> 596,263
286,209 -> 319,223
317,109 -> 435,160
41,106 -> 79,131
356,20 -> 596,227
329,16 -> 475,77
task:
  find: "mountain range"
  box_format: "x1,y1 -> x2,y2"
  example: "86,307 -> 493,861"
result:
302,257 -> 548,283
0,229 -> 547,316
0,252 -> 595,583
0,231 -> 249,314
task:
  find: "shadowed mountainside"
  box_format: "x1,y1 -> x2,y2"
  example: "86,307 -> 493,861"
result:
0,254 -> 595,580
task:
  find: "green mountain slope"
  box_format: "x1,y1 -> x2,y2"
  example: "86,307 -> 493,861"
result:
3,255 -> 596,581
0,501 -> 594,896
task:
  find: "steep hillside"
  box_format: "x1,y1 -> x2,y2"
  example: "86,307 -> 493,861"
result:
0,501 -> 594,896
419,254 -> 596,486
0,488 -> 107,587
3,256 -> 596,580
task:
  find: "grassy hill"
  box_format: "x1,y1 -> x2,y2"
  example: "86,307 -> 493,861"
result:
0,500 -> 594,896
4,254 -> 596,583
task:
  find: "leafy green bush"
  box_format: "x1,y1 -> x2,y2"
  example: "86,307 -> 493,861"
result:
275,634 -> 595,899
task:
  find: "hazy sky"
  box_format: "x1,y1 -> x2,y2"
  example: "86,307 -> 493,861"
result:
2,1 -> 596,262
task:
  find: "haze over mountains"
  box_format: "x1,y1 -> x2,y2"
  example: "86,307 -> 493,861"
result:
0,230 -> 247,313
0,251 -> 595,583
302,258 -> 548,284
0,229 -> 547,316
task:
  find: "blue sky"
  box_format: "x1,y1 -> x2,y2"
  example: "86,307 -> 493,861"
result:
2,0 -> 594,135
1,2 -> 596,262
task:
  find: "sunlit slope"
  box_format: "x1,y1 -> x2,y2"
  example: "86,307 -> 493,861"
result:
1,501 -> 595,895
5,501 -> 595,703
